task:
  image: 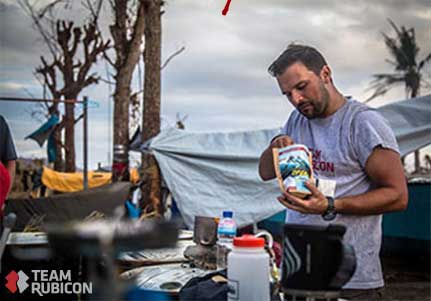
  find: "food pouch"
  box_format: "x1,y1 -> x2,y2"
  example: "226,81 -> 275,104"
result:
272,144 -> 314,198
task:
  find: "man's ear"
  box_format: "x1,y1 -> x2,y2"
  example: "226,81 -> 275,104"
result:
320,65 -> 332,84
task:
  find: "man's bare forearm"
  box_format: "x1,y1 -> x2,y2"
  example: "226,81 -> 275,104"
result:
258,146 -> 276,181
335,186 -> 408,215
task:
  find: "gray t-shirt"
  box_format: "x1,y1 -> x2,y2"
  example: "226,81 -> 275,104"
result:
280,99 -> 399,289
0,115 -> 18,165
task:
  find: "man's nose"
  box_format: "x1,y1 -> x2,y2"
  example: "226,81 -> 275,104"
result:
291,90 -> 304,105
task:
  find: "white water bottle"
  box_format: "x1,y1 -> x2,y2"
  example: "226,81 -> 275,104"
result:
227,234 -> 270,301
216,210 -> 237,270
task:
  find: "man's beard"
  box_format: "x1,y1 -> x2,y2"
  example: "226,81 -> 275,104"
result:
298,83 -> 330,119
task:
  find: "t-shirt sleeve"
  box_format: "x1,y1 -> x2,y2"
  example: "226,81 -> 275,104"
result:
351,110 -> 399,168
1,116 -> 18,162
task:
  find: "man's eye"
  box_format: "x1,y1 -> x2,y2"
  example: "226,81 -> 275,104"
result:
297,83 -> 307,90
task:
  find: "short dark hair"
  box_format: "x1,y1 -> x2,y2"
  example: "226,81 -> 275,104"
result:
268,43 -> 327,77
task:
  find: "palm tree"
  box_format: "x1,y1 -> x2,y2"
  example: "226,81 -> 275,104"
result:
367,19 -> 431,172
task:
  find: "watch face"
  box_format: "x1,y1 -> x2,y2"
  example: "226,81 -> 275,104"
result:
323,211 -> 336,221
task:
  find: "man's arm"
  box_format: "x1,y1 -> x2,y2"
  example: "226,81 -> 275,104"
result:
335,147 -> 408,214
258,135 -> 294,181
278,147 -> 408,215
5,160 -> 16,196
259,147 -> 276,180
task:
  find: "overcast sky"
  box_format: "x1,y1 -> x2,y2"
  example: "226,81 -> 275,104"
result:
1,0 -> 430,168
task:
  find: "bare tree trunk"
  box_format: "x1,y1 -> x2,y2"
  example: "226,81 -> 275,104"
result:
110,0 -> 147,181
142,1 -> 161,144
112,73 -> 132,180
411,88 -> 421,173
53,127 -> 64,171
48,102 -> 64,171
65,98 -> 76,172
141,0 -> 162,216
113,79 -> 131,147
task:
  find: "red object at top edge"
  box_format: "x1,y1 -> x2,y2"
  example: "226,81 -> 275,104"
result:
222,0 -> 232,16
233,234 -> 265,248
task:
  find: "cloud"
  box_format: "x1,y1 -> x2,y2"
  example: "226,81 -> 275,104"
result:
0,3 -> 37,51
1,0 -> 430,168
0,82 -> 34,91
161,0 -> 430,104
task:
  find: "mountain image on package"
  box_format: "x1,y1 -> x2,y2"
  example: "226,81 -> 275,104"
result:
273,144 -> 314,198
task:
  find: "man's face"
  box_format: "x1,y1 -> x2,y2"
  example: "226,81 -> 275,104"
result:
276,62 -> 330,119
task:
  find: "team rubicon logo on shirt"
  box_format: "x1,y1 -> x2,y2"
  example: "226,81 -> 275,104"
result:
4,270 -> 92,296
309,148 -> 335,173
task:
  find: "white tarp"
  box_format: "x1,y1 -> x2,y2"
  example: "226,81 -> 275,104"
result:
144,96 -> 430,229
149,128 -> 284,229
378,95 -> 431,157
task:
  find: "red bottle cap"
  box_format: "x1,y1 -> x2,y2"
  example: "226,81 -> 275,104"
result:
233,234 -> 265,248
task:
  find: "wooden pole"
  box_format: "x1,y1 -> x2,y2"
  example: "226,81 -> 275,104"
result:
83,96 -> 89,190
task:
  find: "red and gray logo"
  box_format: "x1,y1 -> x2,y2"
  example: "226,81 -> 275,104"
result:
5,270 -> 29,293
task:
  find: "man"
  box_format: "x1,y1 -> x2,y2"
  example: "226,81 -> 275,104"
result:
259,44 -> 408,300
0,115 -> 17,213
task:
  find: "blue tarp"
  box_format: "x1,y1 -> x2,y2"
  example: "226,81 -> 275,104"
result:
25,114 -> 59,147
26,114 -> 59,162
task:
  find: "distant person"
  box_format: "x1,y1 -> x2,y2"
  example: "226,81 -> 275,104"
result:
259,44 -> 408,300
0,115 -> 17,214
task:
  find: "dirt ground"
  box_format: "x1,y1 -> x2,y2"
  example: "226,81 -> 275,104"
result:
382,254 -> 430,301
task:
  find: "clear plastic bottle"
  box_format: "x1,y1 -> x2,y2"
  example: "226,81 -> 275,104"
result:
216,210 -> 237,270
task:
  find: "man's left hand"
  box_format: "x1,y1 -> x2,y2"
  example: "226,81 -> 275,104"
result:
277,181 -> 327,214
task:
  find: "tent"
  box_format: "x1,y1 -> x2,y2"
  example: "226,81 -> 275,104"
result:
133,96 -> 431,229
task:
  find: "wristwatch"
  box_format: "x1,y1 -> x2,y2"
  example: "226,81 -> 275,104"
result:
322,196 -> 337,221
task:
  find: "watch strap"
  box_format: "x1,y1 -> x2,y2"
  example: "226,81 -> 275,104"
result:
322,196 -> 337,221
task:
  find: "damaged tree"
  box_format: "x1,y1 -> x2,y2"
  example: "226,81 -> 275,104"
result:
36,21 -> 109,172
141,0 -> 163,215
20,0 -> 109,172
107,0 -> 183,215
107,0 -> 147,181
367,19 -> 431,173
